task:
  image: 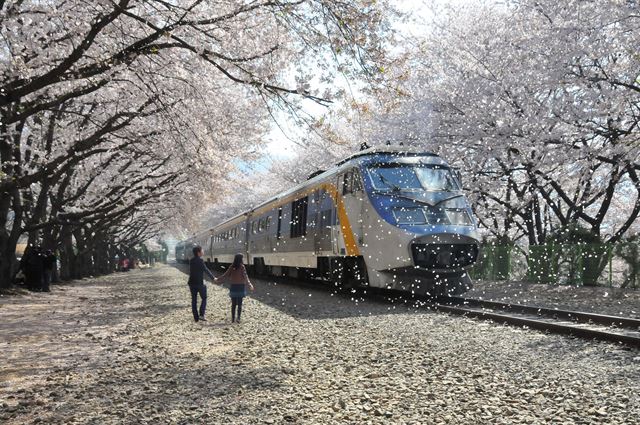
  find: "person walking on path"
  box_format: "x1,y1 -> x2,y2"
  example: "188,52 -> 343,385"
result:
215,253 -> 254,323
188,246 -> 215,322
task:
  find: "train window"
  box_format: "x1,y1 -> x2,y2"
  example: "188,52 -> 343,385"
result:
352,170 -> 363,192
266,216 -> 272,230
277,208 -> 283,239
290,196 -> 308,238
342,171 -> 353,195
342,169 -> 362,195
258,219 -> 264,233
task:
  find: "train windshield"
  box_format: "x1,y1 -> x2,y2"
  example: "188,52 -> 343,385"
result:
368,164 -> 460,192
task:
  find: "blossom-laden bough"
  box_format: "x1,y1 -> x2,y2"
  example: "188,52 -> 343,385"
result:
0,0 -> 398,285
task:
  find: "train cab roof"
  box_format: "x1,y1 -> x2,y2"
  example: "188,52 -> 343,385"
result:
336,145 -> 438,166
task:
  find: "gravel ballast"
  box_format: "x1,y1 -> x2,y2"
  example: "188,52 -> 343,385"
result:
1,265 -> 638,424
467,280 -> 640,319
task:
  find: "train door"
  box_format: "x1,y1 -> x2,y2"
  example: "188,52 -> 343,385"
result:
332,175 -> 344,255
313,190 -> 332,255
340,168 -> 364,252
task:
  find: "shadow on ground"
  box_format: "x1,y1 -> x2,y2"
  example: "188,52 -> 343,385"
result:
171,263 -> 416,321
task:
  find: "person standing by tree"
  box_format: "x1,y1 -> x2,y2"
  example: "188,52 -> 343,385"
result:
19,247 -> 35,290
42,250 -> 56,292
215,254 -> 254,323
22,246 -> 45,292
188,246 -> 215,322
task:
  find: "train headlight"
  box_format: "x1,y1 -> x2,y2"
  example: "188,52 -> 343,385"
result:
393,207 -> 473,226
393,207 -> 428,225
425,207 -> 450,225
445,208 -> 473,226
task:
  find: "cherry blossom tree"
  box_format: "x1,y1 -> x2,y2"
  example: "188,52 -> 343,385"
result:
266,0 -> 639,284
0,0 -> 397,286
318,0 -> 640,247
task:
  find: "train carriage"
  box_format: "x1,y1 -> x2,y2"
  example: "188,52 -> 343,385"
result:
178,146 -> 481,296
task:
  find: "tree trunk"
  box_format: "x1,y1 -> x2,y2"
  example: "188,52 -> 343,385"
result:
59,226 -> 75,280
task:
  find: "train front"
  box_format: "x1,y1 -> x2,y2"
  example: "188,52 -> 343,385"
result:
358,151 -> 480,296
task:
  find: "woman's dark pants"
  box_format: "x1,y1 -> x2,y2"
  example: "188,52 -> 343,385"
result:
189,284 -> 207,321
231,297 -> 243,322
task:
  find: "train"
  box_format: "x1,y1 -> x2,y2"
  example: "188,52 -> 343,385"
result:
176,146 -> 480,296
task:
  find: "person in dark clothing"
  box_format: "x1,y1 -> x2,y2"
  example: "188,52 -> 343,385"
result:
22,246 -> 45,292
42,250 -> 56,292
188,246 -> 215,322
215,253 -> 254,323
19,248 -> 33,290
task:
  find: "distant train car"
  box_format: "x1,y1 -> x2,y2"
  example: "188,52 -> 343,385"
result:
178,146 -> 480,296
174,237 -> 197,263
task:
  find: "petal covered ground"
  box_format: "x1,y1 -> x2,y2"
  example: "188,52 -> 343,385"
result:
1,265 -> 639,424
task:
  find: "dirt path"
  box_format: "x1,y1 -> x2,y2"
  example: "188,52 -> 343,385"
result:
1,265 -> 638,424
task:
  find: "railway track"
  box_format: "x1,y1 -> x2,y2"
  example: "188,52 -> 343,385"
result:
314,282 -> 640,348
427,296 -> 640,348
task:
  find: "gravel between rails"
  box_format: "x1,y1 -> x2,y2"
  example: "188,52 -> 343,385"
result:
467,281 -> 640,319
0,265 -> 639,424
